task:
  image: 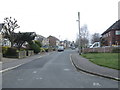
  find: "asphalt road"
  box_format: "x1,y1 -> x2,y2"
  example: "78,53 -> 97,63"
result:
2,49 -> 118,88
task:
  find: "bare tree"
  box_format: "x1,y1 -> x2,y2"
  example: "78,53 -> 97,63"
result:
81,24 -> 89,48
2,17 -> 20,47
91,33 -> 101,44
75,24 -> 89,48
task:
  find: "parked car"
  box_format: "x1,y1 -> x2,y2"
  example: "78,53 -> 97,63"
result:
89,42 -> 101,48
71,46 -> 76,50
57,46 -> 64,52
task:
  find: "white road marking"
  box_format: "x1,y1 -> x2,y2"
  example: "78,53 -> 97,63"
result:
93,82 -> 101,86
64,68 -> 70,71
0,64 -> 22,73
33,71 -> 37,73
69,54 -> 74,66
36,77 -> 43,80
17,78 -> 23,81
37,56 -> 42,58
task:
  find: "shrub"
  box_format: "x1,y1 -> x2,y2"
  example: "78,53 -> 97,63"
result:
2,46 -> 9,57
5,47 -> 18,57
34,40 -> 42,47
29,41 -> 40,54
40,48 -> 45,52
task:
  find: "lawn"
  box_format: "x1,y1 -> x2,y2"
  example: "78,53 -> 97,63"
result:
81,53 -> 120,70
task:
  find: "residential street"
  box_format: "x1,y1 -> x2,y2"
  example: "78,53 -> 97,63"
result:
2,49 -> 118,88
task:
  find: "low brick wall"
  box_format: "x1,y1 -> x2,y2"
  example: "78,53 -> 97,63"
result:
0,53 -> 2,61
17,51 -> 26,59
27,50 -> 34,56
0,46 -> 2,61
82,47 -> 118,53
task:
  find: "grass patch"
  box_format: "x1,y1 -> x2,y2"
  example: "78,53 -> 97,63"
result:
81,53 -> 119,70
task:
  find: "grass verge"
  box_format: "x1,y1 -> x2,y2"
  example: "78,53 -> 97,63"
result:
81,53 -> 120,70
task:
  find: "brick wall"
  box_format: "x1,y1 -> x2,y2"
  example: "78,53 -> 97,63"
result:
82,47 -> 118,53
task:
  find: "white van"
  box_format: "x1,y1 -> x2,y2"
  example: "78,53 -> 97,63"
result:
90,42 -> 101,48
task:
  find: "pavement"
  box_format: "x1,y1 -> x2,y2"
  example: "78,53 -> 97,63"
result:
70,53 -> 120,81
0,52 -> 51,72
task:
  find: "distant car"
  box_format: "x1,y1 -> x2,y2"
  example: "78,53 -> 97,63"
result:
57,46 -> 64,51
71,46 -> 76,50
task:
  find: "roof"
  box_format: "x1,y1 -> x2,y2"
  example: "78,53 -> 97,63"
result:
102,19 -> 120,35
36,35 -> 45,38
47,35 -> 59,41
35,35 -> 46,42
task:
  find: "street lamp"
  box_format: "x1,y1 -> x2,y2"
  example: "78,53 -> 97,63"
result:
76,12 -> 81,54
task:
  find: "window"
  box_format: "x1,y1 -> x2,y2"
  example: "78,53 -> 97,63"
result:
115,30 -> 120,35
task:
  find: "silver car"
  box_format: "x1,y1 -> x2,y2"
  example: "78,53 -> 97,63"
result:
57,46 -> 64,51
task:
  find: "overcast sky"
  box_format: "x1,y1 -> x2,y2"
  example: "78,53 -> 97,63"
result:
0,0 -> 119,41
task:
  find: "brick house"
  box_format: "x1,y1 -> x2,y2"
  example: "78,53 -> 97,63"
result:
101,19 -> 120,46
47,35 -> 60,47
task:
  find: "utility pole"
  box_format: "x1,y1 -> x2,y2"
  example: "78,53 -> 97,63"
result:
76,12 -> 81,54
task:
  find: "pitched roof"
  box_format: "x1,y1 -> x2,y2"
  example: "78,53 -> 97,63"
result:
102,19 -> 120,35
47,35 -> 59,41
35,35 -> 46,42
36,35 -> 45,39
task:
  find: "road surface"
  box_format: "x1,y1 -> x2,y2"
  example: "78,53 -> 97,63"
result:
2,49 -> 118,88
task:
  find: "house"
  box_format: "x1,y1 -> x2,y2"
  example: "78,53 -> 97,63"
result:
59,40 -> 70,48
47,35 -> 60,47
0,23 -> 4,46
0,23 -> 11,47
2,38 -> 11,47
0,23 -> 4,60
35,35 -> 49,46
0,24 -> 3,46
101,19 -> 120,46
